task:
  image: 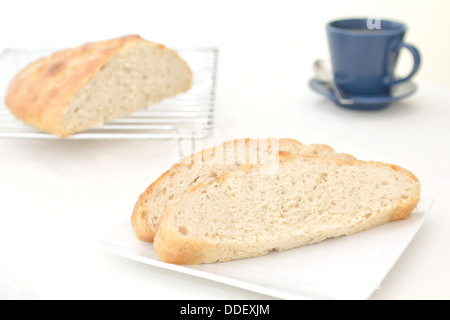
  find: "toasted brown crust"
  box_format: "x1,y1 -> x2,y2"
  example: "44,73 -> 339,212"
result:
4,35 -> 179,137
154,153 -> 421,265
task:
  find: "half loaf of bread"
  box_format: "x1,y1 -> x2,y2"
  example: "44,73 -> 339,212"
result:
154,152 -> 420,264
131,138 -> 356,242
5,35 -> 193,137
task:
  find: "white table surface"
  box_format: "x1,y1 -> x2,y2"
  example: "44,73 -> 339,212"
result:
1,71 -> 449,299
1,0 -> 450,300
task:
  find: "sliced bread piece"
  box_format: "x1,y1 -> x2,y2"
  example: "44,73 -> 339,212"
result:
5,35 -> 192,137
131,138 -> 355,242
154,152 -> 420,264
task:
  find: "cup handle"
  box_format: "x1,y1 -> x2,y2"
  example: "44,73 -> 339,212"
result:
384,41 -> 421,86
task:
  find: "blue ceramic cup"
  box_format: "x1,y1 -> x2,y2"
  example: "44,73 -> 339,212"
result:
326,18 -> 421,96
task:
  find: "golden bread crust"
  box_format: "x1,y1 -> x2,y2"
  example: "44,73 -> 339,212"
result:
5,35 -> 173,137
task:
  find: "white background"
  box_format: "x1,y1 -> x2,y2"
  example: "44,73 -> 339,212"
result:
1,0 -> 450,300
1,0 -> 449,89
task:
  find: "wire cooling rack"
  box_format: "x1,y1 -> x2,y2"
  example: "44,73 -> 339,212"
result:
0,47 -> 217,140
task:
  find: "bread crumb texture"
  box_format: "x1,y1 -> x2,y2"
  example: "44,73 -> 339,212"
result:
153,154 -> 420,265
131,138 -> 356,242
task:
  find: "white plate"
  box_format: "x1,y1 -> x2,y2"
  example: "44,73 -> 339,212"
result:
98,195 -> 432,300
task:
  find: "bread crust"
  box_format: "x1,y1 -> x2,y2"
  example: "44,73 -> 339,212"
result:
4,35 -> 187,137
154,153 -> 421,265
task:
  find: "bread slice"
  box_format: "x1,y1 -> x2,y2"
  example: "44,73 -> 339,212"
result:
154,152 -> 420,265
131,138 -> 356,242
5,35 -> 192,137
